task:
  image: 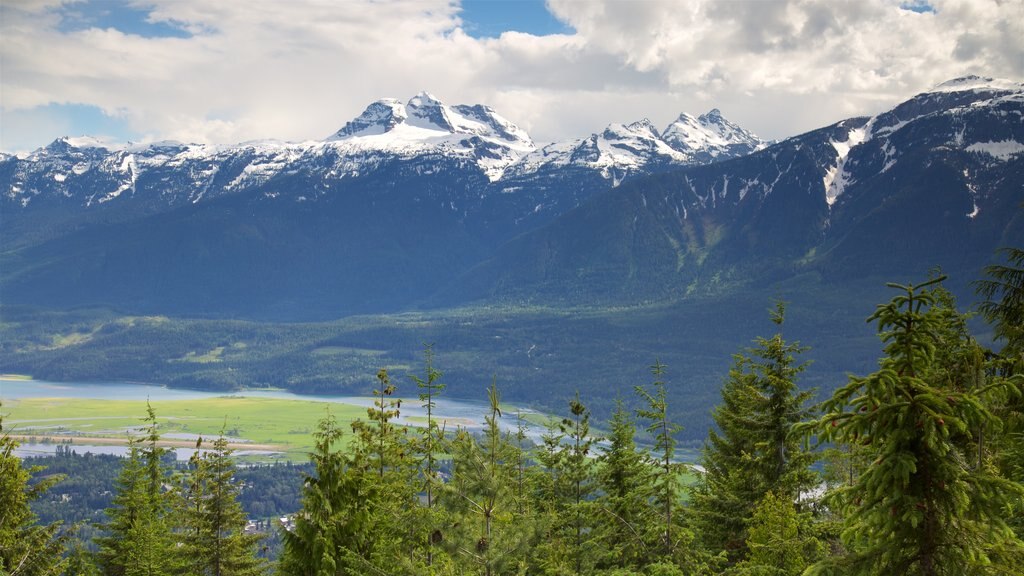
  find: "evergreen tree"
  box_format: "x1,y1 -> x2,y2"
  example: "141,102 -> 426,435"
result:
442,379 -> 537,575
634,361 -> 687,558
179,434 -> 264,576
732,491 -> 823,576
410,345 -> 447,570
690,303 -> 817,562
594,400 -> 654,571
804,277 -> 1024,575
976,246 -> 1024,356
279,411 -> 377,576
96,404 -> 176,576
0,404 -> 67,576
533,393 -> 598,575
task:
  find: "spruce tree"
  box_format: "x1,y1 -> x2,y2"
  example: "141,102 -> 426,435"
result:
533,393 -> 598,575
690,303 -> 816,563
634,360 -> 696,569
442,379 -> 537,575
179,434 -> 264,576
594,400 -> 654,571
0,404 -> 67,576
96,404 -> 176,576
804,278 -> 1024,575
279,411 -> 377,576
411,345 -> 447,570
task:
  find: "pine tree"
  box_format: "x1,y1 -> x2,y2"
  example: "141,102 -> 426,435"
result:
594,400 -> 654,571
96,404 -> 176,576
279,411 -> 377,576
634,360 -> 703,572
442,379 -> 537,575
804,277 -> 1024,575
0,404 -> 67,576
690,303 -> 817,563
179,434 -> 264,576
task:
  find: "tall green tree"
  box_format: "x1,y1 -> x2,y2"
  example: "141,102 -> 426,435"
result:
533,393 -> 599,575
179,434 -> 264,576
804,277 -> 1024,575
96,404 -> 176,576
690,303 -> 817,563
279,411 -> 377,576
0,404 -> 67,576
411,345 -> 447,570
976,247 -> 1024,356
594,400 -> 654,572
442,379 -> 537,575
634,360 -> 696,569
634,360 -> 684,557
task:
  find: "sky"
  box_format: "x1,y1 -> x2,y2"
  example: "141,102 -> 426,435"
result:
1,0 -> 1022,154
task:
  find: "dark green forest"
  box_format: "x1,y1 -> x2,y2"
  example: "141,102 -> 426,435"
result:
2,249 -> 1023,576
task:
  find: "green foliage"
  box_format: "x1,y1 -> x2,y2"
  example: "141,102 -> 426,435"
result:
279,412 -> 378,576
0,405 -> 67,576
730,491 -> 824,576
634,361 -> 701,570
804,278 -> 1024,575
441,379 -> 539,575
178,434 -> 265,576
691,303 -> 817,563
593,400 -> 656,571
95,405 -> 178,576
976,247 -> 1024,355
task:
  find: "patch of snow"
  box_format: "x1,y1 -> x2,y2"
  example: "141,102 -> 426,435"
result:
966,140 -> 1024,161
930,76 -> 1023,94
824,127 -> 867,206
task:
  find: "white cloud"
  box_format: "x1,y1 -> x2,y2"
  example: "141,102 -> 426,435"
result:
1,0 -> 1022,153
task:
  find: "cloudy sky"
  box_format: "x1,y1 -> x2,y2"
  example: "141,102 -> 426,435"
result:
2,0 -> 1022,153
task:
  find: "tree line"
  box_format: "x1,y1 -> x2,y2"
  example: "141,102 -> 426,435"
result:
2,248 -> 1023,575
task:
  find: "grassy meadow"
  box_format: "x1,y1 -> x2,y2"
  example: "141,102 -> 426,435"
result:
1,395 -> 368,461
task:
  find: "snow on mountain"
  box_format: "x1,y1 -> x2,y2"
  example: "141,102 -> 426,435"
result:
818,76 -> 1024,208
325,92 -> 535,180
661,109 -> 765,161
928,75 -> 1024,93
507,111 -> 763,185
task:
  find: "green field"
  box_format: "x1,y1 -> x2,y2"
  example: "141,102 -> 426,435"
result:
2,396 -> 369,460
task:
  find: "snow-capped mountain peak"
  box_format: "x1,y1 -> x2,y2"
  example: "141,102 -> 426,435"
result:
928,75 -> 1023,94
330,98 -> 407,138
661,108 -> 764,160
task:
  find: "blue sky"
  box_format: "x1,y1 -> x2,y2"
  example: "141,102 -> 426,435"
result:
2,0 -> 1020,154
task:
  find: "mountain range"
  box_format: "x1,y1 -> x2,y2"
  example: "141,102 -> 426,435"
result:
2,75 -> 1022,428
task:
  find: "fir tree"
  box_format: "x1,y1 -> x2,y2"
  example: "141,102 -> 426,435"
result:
410,345 -> 447,570
442,379 -> 537,575
634,360 -> 689,561
804,277 -> 1024,575
96,404 -> 176,576
690,303 -> 817,563
594,400 -> 654,571
279,411 -> 377,576
179,434 -> 264,576
0,404 -> 67,576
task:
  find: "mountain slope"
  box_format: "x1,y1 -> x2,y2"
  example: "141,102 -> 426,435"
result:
441,76 -> 1024,307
